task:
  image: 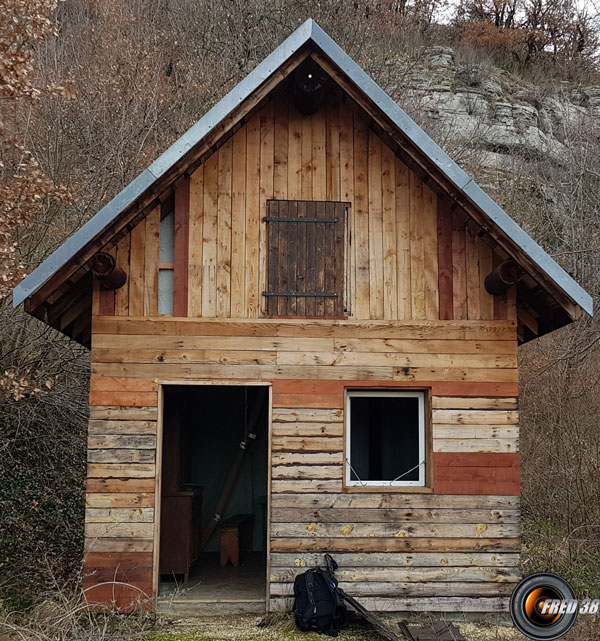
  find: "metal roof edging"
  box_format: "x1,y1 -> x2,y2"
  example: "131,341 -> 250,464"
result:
13,169 -> 156,307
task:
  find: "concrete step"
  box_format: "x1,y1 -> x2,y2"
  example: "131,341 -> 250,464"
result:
157,598 -> 267,616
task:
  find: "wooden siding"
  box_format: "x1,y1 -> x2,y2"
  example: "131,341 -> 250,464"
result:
94,92 -> 516,323
84,403 -> 157,611
84,317 -> 520,612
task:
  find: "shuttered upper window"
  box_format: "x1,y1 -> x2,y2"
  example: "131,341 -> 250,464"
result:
263,200 -> 348,317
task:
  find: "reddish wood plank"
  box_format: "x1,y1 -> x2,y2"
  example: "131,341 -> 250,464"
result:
84,552 -> 153,568
434,453 -> 520,495
90,377 -> 158,392
272,393 -> 344,409
98,287 -> 115,316
89,391 -> 158,407
173,177 -> 190,316
434,479 -> 520,496
437,198 -> 454,320
434,467 -> 520,482
82,574 -> 152,589
452,209 -> 468,320
434,453 -> 520,468
492,251 -> 508,320
82,582 -> 153,611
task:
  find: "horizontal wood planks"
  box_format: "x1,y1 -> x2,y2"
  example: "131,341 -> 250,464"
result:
87,317 -> 519,613
83,404 -> 158,610
268,398 -> 519,611
91,319 -> 518,390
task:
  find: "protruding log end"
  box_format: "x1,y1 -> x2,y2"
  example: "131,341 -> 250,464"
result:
90,252 -> 127,290
289,59 -> 328,115
485,259 -> 523,295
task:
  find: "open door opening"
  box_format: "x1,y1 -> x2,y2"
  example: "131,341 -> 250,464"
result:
157,384 -> 269,614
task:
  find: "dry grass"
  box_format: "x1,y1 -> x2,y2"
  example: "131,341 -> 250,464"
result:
2,602 -> 600,641
148,612 -> 600,641
0,588 -> 156,641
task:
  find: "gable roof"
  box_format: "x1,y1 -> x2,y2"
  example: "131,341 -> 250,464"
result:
13,18 -> 593,318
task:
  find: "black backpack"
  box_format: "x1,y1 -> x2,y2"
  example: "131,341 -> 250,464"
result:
292,554 -> 347,637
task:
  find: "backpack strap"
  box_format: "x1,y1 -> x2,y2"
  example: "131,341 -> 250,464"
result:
324,554 -> 338,572
303,570 -> 317,624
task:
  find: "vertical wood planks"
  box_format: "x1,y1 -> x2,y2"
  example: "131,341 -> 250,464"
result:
452,209 -> 467,321
173,177 -> 190,317
395,158 -> 411,321
437,198 -> 453,321
288,200 -> 298,316
423,184 -> 439,320
274,98 -> 289,200
98,246 -> 116,316
98,285 -> 115,316
129,220 -> 145,316
301,108 -> 313,200
260,101 -> 275,316
506,283 -> 517,322
288,109 -> 302,200
217,139 -> 232,317
107,93 -> 507,324
382,144 -> 396,320
115,234 -> 130,316
315,201 -> 326,316
296,200 -> 307,316
368,130 -> 384,319
312,107 -> 326,201
466,229 -> 481,320
492,250 -> 508,321
202,153 -> 219,317
231,126 -> 247,318
326,100 -> 340,202
339,104 -> 354,316
188,167 -> 204,317
277,200 -> 289,316
353,114 -> 370,318
267,200 -> 279,317
305,201 -> 317,316
144,206 -> 159,317
479,238 -> 494,320
246,114 -> 261,318
334,202 -> 346,316
409,171 -> 425,320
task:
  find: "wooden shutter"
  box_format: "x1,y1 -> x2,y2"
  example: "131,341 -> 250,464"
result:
264,200 -> 346,317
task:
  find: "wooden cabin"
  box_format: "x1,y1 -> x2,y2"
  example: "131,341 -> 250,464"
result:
14,20 -> 592,615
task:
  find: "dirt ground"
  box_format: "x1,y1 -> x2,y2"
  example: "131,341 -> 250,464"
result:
147,613 -> 524,641
146,611 -> 600,641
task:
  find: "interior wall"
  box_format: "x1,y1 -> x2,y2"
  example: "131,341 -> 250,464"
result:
181,386 -> 269,554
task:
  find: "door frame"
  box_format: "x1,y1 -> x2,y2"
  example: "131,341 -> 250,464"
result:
153,380 -> 273,607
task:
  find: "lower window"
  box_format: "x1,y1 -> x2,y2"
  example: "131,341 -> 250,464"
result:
345,390 -> 426,488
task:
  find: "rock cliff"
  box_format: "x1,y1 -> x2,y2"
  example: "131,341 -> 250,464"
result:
391,46 -> 600,173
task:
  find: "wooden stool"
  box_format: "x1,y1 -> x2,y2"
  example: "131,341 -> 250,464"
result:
219,514 -> 253,567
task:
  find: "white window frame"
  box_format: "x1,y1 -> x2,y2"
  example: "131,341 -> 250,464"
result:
345,390 -> 426,488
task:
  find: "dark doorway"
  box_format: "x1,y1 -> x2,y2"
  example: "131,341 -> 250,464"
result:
158,384 -> 269,612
